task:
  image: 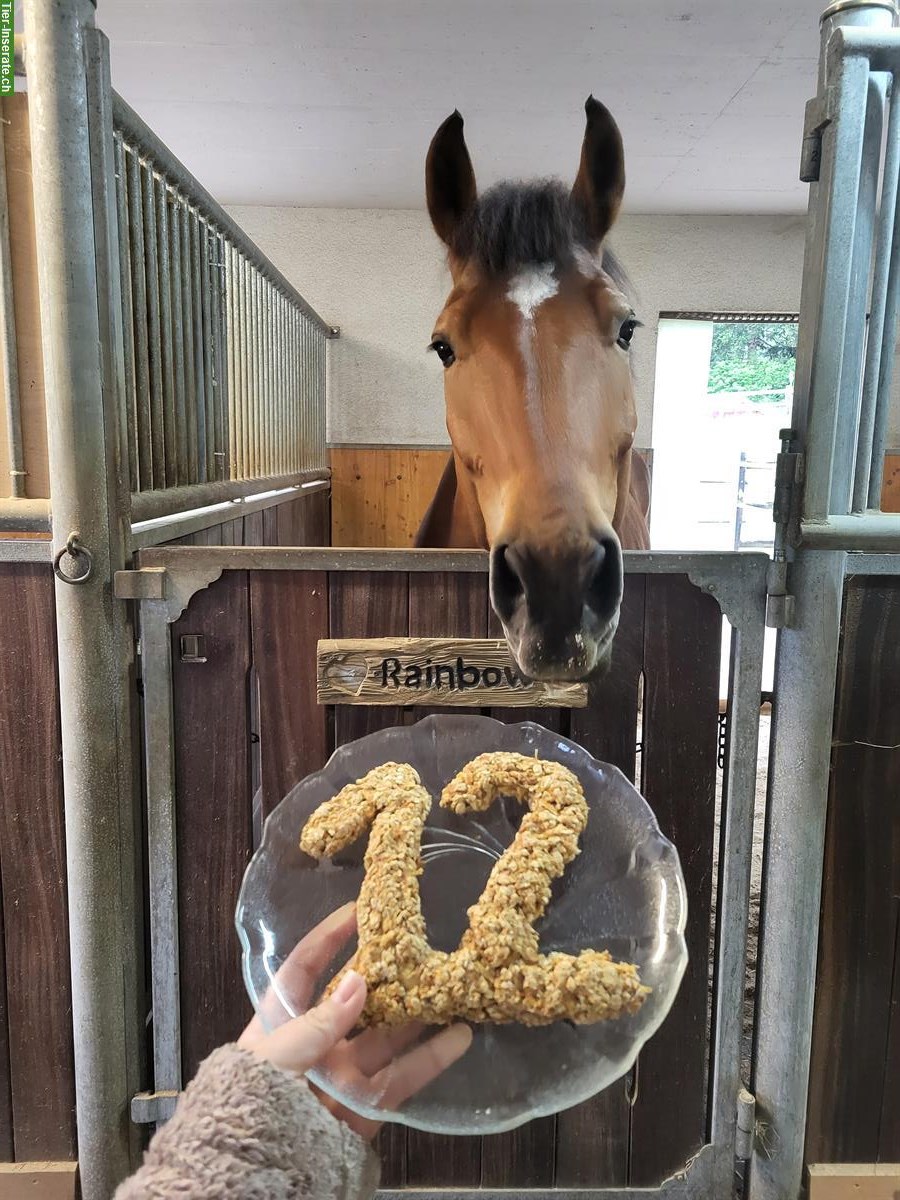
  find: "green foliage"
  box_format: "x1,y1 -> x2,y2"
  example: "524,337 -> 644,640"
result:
707,322 -> 797,396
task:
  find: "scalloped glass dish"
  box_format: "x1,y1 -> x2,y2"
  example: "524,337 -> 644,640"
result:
236,714 -> 687,1136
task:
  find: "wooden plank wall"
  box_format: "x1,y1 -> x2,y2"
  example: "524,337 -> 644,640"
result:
807,575 -> 900,1167
0,566 -> 77,1164
172,564 -> 721,1188
331,446 -> 900,548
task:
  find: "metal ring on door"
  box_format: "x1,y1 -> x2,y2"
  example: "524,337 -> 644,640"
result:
53,532 -> 94,585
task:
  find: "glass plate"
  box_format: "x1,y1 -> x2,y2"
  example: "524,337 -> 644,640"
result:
236,714 -> 687,1136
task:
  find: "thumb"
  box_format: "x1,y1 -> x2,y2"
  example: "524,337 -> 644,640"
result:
254,971 -> 367,1075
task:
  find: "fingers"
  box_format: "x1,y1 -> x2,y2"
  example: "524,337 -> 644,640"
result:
346,1021 -> 424,1076
240,903 -> 357,1045
376,1023 -> 473,1111
247,969 -> 367,1073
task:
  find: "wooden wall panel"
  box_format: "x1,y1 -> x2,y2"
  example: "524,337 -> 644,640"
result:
0,566 -> 74,1159
328,570 -> 409,1187
629,575 -> 720,1185
807,577 -> 900,1163
172,572 -> 254,1079
330,447 -> 449,547
250,571 -> 329,818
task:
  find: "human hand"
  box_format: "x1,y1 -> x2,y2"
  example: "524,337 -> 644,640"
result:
238,902 -> 472,1140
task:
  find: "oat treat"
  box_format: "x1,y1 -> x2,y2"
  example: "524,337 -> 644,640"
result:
299,752 -> 649,1027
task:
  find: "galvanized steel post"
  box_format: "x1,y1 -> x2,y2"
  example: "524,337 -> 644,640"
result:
750,4 -> 898,1199
22,0 -> 142,1195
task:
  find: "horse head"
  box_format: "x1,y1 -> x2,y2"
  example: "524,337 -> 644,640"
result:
417,98 -> 648,681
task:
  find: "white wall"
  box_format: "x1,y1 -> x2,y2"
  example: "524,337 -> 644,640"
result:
224,206 -> 871,448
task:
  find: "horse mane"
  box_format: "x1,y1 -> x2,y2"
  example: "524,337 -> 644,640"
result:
447,178 -> 631,294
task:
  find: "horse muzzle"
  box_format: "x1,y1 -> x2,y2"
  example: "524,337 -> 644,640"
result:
489,534 -> 624,682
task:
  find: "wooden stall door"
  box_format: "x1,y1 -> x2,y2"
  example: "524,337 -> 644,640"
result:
807,576 -> 900,1165
171,566 -> 723,1190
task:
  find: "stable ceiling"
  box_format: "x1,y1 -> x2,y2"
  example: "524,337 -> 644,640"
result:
100,0 -> 824,214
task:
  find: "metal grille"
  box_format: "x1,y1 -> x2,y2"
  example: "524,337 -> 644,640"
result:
112,96 -> 330,519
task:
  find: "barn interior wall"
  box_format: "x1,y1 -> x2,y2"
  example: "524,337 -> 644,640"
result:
224,207 -> 897,449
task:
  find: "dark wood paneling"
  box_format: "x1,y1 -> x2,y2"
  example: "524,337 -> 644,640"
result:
629,574 -> 720,1185
880,904 -> 900,1158
807,577 -> 900,1163
555,574 -> 646,1188
329,569 -> 410,1187
0,565 -> 75,1159
173,571 -> 254,1078
250,571 -> 329,818
406,573 -> 487,1188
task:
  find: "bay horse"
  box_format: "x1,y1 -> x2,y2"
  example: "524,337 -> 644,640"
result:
415,97 -> 650,682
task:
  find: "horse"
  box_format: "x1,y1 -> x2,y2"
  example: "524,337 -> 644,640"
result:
414,97 -> 650,683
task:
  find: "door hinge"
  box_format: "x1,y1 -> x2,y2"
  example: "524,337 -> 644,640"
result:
766,430 -> 803,629
736,1087 -> 756,1161
800,95 -> 829,183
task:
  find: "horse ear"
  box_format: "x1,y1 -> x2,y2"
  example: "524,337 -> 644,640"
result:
571,96 -> 625,246
426,111 -> 477,248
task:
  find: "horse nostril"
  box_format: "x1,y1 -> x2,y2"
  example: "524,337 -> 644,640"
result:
490,543 -> 525,622
586,536 -> 622,623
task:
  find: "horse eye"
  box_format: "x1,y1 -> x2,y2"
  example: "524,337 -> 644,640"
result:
617,318 -> 637,351
429,338 -> 456,368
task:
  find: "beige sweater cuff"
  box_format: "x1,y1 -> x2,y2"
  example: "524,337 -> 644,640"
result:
115,1045 -> 380,1200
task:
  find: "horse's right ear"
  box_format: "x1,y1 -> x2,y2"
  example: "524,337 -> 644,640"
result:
426,111 -> 477,248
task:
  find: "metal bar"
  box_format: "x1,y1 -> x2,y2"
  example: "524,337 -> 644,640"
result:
168,190 -> 187,487
803,45 -> 872,520
130,468 -> 330,521
240,253 -> 250,478
0,106 -> 24,498
830,69 -> 885,515
750,553 -> 846,1200
200,220 -> 216,482
263,277 -> 273,476
0,536 -> 52,562
155,175 -> 177,488
141,161 -> 166,489
252,267 -> 262,475
113,133 -> 138,493
0,496 -> 51,530
290,305 -> 299,472
213,231 -> 229,480
189,208 -> 208,483
130,482 -> 329,550
801,511 -> 900,546
215,233 -> 229,483
135,545 -> 770,577
845,548 -> 900,571
225,243 -> 238,480
709,598 -> 766,1191
318,327 -> 327,467
126,148 -> 152,490
273,290 -> 282,475
24,1 -> 140,1194
854,75 -> 900,510
139,601 -> 183,1108
180,202 -> 198,483
111,92 -> 332,336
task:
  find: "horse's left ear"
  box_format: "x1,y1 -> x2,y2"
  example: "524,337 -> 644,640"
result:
426,110 -> 477,248
571,96 -> 625,246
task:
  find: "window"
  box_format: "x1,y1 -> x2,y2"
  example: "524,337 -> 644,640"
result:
650,313 -> 799,695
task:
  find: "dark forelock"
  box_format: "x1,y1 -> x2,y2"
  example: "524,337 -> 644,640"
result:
446,178 -> 629,295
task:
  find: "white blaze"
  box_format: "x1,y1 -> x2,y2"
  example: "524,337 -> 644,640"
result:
507,264 -> 558,320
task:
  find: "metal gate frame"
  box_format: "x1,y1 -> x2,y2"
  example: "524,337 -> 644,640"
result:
119,544 -> 767,1200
